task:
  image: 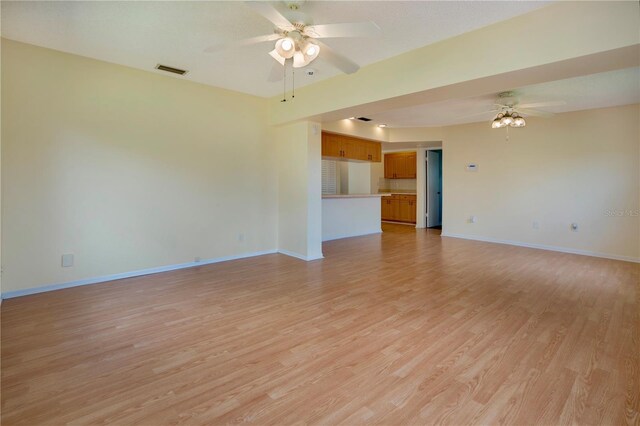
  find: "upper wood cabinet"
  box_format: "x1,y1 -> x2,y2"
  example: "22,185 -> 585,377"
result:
321,132 -> 381,162
384,152 -> 417,179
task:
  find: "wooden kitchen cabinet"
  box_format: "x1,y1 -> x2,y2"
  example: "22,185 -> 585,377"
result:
365,141 -> 381,162
321,132 -> 381,162
408,199 -> 417,223
384,152 -> 417,179
381,197 -> 394,220
397,198 -> 412,222
321,132 -> 343,158
381,194 -> 416,223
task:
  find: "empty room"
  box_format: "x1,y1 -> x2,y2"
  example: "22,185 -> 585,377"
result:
1,1 -> 639,425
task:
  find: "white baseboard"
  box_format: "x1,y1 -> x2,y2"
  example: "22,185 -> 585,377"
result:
277,249 -> 324,261
322,230 -> 382,242
441,232 -> 640,263
1,249 -> 278,300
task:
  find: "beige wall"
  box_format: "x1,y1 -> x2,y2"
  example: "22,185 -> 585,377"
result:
442,104 -> 640,261
346,163 -> 371,194
1,39 -> 279,294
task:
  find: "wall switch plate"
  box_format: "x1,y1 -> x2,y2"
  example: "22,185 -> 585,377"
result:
61,254 -> 74,267
532,221 -> 540,229
469,215 -> 478,224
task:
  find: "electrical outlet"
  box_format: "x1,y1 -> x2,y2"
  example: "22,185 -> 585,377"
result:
238,233 -> 245,242
571,223 -> 579,232
469,216 -> 477,224
532,221 -> 540,230
61,254 -> 74,267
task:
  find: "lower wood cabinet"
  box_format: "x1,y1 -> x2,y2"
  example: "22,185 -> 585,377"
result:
381,194 -> 416,223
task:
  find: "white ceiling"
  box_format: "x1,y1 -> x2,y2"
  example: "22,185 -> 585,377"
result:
1,1 -> 548,98
365,67 -> 640,128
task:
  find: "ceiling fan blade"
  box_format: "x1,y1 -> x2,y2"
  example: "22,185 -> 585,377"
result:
305,22 -> 381,39
267,61 -> 283,82
204,33 -> 280,53
458,109 -> 500,119
268,49 -> 286,65
517,101 -> 566,109
315,40 -> 359,74
245,1 -> 295,31
518,108 -> 555,118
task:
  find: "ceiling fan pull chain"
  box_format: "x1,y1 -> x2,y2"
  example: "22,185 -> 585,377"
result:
281,61 -> 287,102
506,126 -> 509,142
292,67 -> 295,99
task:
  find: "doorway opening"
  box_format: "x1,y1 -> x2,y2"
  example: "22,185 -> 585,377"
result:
426,149 -> 442,228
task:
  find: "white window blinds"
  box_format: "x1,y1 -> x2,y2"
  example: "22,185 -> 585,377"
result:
322,160 -> 337,194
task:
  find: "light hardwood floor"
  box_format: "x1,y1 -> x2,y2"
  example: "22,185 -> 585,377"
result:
2,224 -> 639,425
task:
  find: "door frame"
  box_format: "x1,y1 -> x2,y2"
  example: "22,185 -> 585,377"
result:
425,148 -> 443,228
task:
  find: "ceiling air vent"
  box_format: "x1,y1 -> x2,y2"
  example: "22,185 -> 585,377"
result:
357,117 -> 372,122
155,64 -> 188,76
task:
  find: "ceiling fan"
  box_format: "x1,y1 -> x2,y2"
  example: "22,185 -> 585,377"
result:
204,1 -> 381,79
475,91 -> 566,128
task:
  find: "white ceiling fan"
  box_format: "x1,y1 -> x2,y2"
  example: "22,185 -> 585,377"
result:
466,91 -> 566,128
204,1 -> 381,80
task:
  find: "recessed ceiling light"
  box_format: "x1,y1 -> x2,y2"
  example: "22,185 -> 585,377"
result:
378,124 -> 387,128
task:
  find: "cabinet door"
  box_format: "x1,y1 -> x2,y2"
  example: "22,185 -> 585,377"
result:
384,154 -> 396,178
367,141 -> 382,162
385,152 -> 418,178
404,152 -> 417,178
381,198 -> 393,220
390,196 -> 401,220
322,133 -> 343,158
394,155 -> 409,179
342,137 -> 368,161
397,199 -> 411,222
407,197 -> 417,223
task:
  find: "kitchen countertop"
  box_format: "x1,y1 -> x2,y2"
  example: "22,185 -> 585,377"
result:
378,191 -> 417,195
322,194 -> 391,199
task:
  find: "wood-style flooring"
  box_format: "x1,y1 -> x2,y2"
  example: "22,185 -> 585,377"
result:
2,224 -> 639,425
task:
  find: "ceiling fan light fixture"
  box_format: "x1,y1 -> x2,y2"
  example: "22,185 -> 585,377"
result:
306,45 -> 317,56
500,113 -> 514,127
281,38 -> 293,51
512,117 -> 526,127
292,50 -> 310,68
275,37 -> 296,59
491,118 -> 504,129
301,39 -> 320,63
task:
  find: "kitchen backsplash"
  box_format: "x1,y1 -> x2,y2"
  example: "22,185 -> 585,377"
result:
378,178 -> 417,192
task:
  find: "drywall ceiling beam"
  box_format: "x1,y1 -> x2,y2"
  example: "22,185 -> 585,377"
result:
268,1 -> 640,126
